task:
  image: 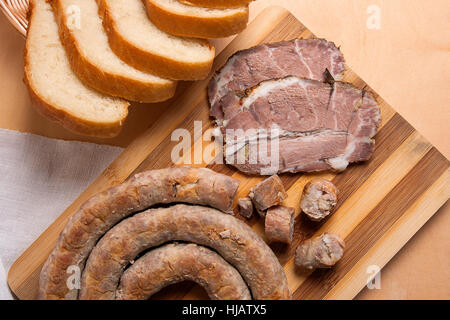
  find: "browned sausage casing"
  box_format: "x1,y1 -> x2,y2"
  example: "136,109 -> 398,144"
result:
80,204 -> 291,300
238,197 -> 253,219
249,175 -> 287,217
116,243 -> 251,300
38,167 -> 239,300
265,206 -> 295,244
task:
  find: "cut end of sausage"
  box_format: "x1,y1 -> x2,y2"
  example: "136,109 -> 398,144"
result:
294,233 -> 345,271
317,233 -> 345,267
300,178 -> 338,221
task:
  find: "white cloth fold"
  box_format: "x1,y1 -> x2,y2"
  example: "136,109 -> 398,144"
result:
0,129 -> 123,299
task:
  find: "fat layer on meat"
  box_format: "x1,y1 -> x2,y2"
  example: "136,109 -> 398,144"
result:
221,76 -> 381,175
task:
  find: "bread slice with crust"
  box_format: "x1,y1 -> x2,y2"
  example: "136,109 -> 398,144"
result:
50,0 -> 177,103
97,0 -> 215,80
145,0 -> 249,39
25,0 -> 129,138
179,0 -> 253,9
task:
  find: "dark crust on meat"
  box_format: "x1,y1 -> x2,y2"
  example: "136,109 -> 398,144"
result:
116,243 -> 251,300
81,204 -> 291,300
38,167 -> 240,300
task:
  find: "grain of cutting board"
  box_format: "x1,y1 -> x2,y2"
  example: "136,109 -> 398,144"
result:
8,7 -> 450,300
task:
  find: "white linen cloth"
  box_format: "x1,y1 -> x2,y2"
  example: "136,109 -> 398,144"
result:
0,129 -> 123,299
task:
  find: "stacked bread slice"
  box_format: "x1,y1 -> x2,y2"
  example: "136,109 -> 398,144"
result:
51,0 -> 177,103
25,0 -> 251,137
97,0 -> 215,80
179,0 -> 253,8
25,0 -> 129,138
144,0 -> 251,38
24,0 -> 214,137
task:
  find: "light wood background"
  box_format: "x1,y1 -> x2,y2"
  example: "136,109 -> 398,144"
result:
0,0 -> 449,299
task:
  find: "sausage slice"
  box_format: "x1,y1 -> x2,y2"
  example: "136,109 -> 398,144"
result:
294,233 -> 345,271
265,206 -> 295,244
300,178 -> 338,221
249,175 -> 287,217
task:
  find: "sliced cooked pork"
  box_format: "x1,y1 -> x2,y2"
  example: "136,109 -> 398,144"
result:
208,39 -> 345,121
222,76 -> 381,175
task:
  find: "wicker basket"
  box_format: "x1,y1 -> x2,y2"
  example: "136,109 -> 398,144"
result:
0,0 -> 28,36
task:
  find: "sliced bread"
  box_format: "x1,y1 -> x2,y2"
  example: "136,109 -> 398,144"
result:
97,0 -> 215,80
24,0 -> 129,138
179,0 -> 253,9
145,0 -> 249,39
50,0 -> 177,103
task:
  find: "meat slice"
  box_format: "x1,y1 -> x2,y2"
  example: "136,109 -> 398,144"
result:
222,76 -> 381,175
301,178 -> 338,221
248,175 -> 287,217
209,38 -> 345,121
294,233 -> 345,271
265,206 -> 295,244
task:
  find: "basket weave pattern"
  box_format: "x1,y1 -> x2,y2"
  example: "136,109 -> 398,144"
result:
0,0 -> 29,36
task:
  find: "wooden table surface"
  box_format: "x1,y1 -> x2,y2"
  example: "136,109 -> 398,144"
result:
0,0 -> 448,299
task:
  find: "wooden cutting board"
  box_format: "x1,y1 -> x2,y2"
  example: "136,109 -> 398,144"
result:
8,6 -> 449,300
